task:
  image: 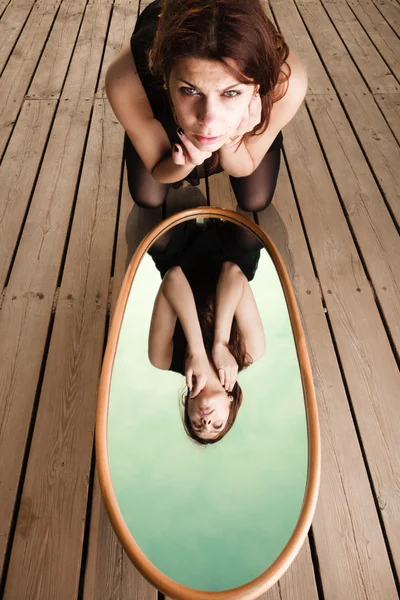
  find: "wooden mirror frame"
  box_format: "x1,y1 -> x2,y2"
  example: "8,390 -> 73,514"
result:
96,207 -> 321,600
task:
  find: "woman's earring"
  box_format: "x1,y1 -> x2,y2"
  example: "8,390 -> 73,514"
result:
163,83 -> 168,90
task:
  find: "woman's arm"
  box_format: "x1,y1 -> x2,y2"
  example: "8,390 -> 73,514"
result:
105,43 -> 196,184
219,52 -> 308,177
148,267 -> 209,394
213,262 -> 265,363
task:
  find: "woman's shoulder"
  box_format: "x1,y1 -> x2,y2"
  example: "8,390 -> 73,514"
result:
273,51 -> 308,104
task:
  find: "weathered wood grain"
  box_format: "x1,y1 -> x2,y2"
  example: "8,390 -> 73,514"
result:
307,93 -> 400,356
0,99 -> 56,290
320,0 -> 398,93
258,161 -> 398,599
346,0 -> 400,82
0,0 -> 38,73
27,0 -> 88,100
284,102 -> 400,582
0,0 -> 62,156
2,99 -> 121,600
375,92 -> 400,145
271,0 -> 400,227
370,0 -> 400,37
0,0 -> 112,577
96,0 -> 139,99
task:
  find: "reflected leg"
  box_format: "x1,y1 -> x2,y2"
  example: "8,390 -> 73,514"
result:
124,134 -> 171,209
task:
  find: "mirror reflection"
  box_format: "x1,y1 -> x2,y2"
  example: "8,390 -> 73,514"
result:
148,219 -> 265,444
108,216 -> 308,593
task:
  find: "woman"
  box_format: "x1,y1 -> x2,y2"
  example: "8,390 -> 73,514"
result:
105,0 -> 308,211
148,220 -> 266,444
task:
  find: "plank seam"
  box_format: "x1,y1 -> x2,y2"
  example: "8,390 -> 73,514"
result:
0,0 -> 13,19
272,0 -> 400,231
321,295 -> 400,595
304,99 -> 400,366
0,0 -> 39,79
1,99 -> 58,288
0,310 -> 57,598
373,94 -> 400,146
0,0 -> 65,163
344,0 -> 400,87
94,0 -> 115,97
77,439 -> 97,600
308,528 -> 326,600
369,0 -> 400,39
318,0 -> 399,93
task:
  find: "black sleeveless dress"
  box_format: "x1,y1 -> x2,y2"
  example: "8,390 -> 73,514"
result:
129,0 -> 283,189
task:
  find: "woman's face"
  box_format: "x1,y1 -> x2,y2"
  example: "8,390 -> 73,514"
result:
168,57 -> 256,151
187,388 -> 233,440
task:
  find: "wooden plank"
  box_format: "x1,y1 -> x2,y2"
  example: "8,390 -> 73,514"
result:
319,0 -> 398,93
375,93 -> 400,145
307,94 -> 400,356
2,99 -> 121,600
370,0 -> 400,37
207,172 -> 319,600
165,180 -> 208,216
267,0 -> 333,95
0,0 -> 12,16
96,0 -> 139,99
284,103 -> 400,580
258,161 -> 398,599
275,0 -> 400,227
0,0 -> 112,576
27,0 -> 88,100
83,173 -> 162,598
347,0 -> 400,82
0,0 -> 37,73
0,0 -> 63,156
0,98 -> 56,290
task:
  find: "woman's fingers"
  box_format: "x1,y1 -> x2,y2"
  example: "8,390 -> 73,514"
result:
218,368 -> 225,387
186,368 -> 193,392
172,143 -> 186,165
191,375 -> 207,399
177,129 -> 212,165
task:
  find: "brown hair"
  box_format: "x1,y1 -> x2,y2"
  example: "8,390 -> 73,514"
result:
180,291 -> 253,445
149,0 -> 290,169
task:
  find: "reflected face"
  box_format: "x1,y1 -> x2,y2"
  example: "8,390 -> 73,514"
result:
188,388 -> 233,440
168,57 -> 256,151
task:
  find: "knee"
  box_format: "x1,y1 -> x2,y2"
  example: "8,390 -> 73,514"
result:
238,189 -> 275,212
126,174 -> 167,209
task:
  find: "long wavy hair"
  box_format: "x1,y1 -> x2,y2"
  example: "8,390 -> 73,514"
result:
149,0 -> 290,170
180,290 -> 253,445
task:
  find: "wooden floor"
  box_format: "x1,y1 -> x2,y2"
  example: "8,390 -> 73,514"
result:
0,0 -> 399,598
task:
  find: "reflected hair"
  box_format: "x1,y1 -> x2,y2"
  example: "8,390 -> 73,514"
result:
179,295 -> 252,445
149,0 -> 290,170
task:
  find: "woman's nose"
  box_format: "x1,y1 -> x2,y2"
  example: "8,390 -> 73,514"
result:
198,99 -> 218,127
201,417 -> 212,425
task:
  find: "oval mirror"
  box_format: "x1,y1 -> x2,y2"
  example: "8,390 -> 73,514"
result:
97,207 -> 320,599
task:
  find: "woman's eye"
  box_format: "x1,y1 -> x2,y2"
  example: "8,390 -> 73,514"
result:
181,87 -> 199,96
224,90 -> 241,98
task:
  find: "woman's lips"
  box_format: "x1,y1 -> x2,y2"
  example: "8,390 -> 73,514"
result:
199,409 -> 214,416
194,134 -> 222,145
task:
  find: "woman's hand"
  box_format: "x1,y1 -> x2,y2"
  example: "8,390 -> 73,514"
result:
228,91 -> 262,143
212,342 -> 238,392
172,128 -> 212,166
185,350 -> 210,398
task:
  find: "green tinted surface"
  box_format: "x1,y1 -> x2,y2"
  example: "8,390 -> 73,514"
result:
108,229 -> 308,592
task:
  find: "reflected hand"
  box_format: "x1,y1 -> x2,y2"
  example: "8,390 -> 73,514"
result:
185,350 -> 210,398
212,342 -> 238,392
